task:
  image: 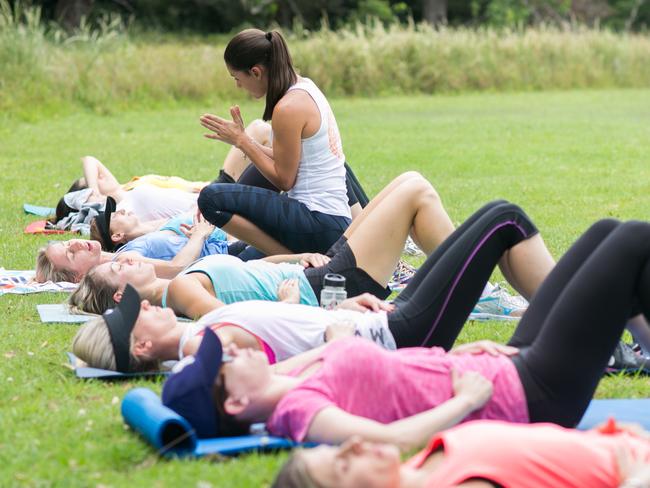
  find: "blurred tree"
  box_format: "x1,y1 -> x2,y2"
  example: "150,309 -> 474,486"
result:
54,0 -> 94,29
422,0 -> 446,24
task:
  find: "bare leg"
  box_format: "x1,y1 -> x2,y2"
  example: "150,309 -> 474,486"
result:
497,234 -> 555,299
222,120 -> 271,181
221,214 -> 292,255
346,173 -> 455,286
350,203 -> 362,220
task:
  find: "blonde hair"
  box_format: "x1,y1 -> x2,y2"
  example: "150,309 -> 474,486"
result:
68,267 -> 118,315
272,452 -> 320,488
72,315 -> 162,372
35,245 -> 77,283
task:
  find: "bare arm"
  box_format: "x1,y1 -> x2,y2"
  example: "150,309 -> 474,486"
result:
262,253 -> 330,268
116,218 -> 215,279
81,156 -> 122,198
306,369 -> 493,450
167,274 -> 225,319
200,100 -> 304,191
236,103 -> 302,190
271,343 -> 331,375
167,215 -> 215,271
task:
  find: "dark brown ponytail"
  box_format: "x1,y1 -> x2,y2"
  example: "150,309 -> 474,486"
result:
224,29 -> 297,121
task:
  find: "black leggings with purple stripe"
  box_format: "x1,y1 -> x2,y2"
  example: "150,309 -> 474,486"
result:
387,200 -> 538,350
508,219 -> 650,427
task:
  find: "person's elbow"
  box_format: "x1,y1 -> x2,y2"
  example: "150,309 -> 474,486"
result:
276,175 -> 297,192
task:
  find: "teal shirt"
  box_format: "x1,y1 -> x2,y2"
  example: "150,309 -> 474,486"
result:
162,254 -> 319,307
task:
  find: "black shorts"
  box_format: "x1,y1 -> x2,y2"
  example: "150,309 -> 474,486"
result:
304,241 -> 391,304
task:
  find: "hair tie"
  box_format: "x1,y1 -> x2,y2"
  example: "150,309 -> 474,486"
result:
265,32 -> 272,41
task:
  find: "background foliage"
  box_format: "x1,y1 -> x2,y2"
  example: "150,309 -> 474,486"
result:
2,1 -> 650,122
19,0 -> 650,32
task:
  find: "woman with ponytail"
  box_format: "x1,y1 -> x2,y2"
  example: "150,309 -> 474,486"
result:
197,29 -> 355,255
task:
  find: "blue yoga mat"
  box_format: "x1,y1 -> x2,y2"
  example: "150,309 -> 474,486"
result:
67,353 -> 171,380
122,388 -> 650,457
122,388 -> 302,457
38,304 -> 91,323
23,203 -> 55,217
577,398 -> 650,430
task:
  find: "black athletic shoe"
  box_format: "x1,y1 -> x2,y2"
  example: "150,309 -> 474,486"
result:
606,340 -> 650,375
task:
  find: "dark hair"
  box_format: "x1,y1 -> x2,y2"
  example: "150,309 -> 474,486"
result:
212,371 -> 251,437
224,29 -> 297,121
50,178 -> 88,224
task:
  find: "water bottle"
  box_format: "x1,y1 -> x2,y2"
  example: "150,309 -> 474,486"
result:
320,273 -> 347,310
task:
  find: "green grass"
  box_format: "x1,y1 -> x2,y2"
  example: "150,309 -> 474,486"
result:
1,89 -> 650,485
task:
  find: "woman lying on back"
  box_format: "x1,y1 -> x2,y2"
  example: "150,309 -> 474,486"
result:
70,173 -> 553,353
160,218 -> 650,453
273,420 -> 650,488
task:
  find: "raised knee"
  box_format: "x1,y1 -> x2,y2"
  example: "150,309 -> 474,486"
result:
586,218 -> 621,238
246,119 -> 271,143
617,220 -> 650,240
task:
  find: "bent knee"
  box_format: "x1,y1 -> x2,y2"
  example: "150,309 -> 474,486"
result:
246,119 -> 271,143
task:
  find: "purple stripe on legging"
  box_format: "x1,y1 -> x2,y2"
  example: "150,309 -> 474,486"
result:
420,220 -> 529,346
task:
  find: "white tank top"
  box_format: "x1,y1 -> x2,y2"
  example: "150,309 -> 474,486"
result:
116,184 -> 198,222
285,78 -> 351,219
178,301 -> 396,362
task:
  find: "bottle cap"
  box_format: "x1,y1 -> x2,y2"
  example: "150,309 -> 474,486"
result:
323,273 -> 346,288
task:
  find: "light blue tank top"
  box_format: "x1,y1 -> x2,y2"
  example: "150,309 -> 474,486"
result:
162,254 -> 319,307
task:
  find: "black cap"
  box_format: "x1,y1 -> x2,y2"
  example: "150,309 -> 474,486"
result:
104,284 -> 141,373
162,327 -> 225,438
95,196 -> 117,251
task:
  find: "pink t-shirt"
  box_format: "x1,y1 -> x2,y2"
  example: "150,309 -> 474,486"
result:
266,337 -> 528,441
410,420 -> 650,488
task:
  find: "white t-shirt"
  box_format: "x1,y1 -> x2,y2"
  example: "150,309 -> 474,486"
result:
178,301 -> 396,362
117,184 -> 197,222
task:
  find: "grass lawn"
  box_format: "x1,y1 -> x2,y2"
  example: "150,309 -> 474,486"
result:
1,89 -> 650,486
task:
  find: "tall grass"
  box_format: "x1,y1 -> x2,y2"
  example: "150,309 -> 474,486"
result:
2,2 -> 650,119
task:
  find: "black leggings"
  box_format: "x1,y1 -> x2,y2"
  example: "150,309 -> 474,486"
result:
506,219 -> 650,427
386,201 -> 538,350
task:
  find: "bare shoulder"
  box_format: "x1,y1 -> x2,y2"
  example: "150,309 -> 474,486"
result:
274,89 -> 316,120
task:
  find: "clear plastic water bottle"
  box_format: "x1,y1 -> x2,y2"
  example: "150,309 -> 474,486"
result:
320,273 -> 347,310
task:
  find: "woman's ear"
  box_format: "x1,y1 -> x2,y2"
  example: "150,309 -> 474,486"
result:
250,65 -> 263,80
133,339 -> 153,358
224,395 -> 249,416
113,289 -> 123,303
111,232 -> 125,244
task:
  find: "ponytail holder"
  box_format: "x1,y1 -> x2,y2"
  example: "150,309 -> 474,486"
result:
265,32 -> 272,41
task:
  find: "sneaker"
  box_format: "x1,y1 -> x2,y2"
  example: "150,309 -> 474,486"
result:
388,259 -> 417,292
470,283 -> 528,321
403,236 -> 424,256
606,341 -> 650,375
